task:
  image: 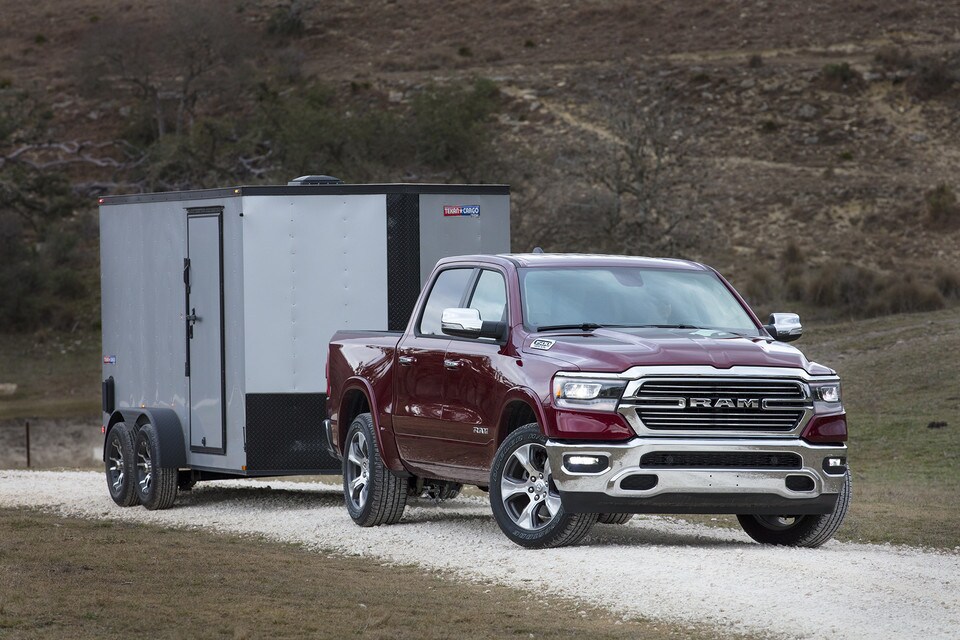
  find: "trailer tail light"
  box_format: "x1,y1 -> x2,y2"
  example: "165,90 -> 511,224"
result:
101,425 -> 106,434
801,414 -> 847,443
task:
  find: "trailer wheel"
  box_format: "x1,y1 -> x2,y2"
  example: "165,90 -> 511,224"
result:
489,423 -> 598,549
105,422 -> 140,507
597,513 -> 633,525
134,423 -> 179,510
343,413 -> 408,526
737,471 -> 851,548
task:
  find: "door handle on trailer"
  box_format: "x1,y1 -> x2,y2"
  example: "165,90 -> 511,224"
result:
398,356 -> 415,366
444,359 -> 462,370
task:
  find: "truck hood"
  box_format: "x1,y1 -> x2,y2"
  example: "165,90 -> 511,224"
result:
522,327 -> 834,376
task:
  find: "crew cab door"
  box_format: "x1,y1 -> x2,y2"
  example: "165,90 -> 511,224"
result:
441,268 -> 512,476
392,267 -> 473,464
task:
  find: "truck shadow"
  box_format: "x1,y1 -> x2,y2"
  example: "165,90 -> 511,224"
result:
177,485 -> 346,509
585,523 -> 752,549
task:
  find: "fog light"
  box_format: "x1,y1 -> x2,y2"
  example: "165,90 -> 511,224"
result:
563,454 -> 609,473
822,456 -> 847,474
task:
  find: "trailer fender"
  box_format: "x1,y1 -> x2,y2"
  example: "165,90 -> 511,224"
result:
106,408 -> 186,469
338,378 -> 407,475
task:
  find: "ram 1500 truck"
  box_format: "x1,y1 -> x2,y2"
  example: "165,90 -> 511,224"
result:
325,254 -> 850,548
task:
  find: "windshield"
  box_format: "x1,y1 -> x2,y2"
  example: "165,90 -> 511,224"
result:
519,267 -> 761,336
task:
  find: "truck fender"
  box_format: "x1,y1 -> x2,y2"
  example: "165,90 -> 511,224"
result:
106,408 -> 187,469
496,387 -> 550,445
338,377 -> 406,474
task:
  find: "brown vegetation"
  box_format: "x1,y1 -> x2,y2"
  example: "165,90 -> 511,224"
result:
0,508 -> 721,639
1,0 -> 959,332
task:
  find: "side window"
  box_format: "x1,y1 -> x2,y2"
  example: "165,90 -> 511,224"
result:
418,268 -> 473,336
468,269 -> 507,323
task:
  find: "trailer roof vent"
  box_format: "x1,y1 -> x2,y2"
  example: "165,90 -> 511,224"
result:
287,175 -> 344,186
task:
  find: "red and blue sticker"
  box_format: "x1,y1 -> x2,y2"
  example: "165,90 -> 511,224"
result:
103,355 -> 116,365
443,204 -> 480,218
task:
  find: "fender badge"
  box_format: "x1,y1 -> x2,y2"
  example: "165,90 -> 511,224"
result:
531,339 -> 555,351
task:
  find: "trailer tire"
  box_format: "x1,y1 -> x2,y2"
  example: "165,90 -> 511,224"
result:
343,413 -> 408,526
489,423 -> 598,548
134,423 -> 179,510
737,471 -> 851,548
105,422 -> 140,507
597,513 -> 634,525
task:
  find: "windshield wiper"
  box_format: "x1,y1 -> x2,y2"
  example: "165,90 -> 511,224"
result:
631,324 -> 703,330
536,323 -> 605,332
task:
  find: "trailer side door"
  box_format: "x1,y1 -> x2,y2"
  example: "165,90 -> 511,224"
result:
186,207 -> 226,453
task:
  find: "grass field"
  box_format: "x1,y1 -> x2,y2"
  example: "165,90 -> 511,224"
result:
0,508 -> 725,640
800,308 -> 960,548
0,332 -> 100,421
1,307 -> 958,548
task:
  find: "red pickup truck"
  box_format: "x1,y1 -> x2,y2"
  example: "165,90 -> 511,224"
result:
324,254 -> 850,548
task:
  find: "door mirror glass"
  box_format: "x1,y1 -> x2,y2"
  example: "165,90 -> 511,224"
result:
764,313 -> 803,342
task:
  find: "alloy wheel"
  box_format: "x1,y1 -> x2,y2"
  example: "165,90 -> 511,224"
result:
498,442 -> 561,531
345,430 -> 370,511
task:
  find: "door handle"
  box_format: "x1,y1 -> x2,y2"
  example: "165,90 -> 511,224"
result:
444,359 -> 462,370
398,356 -> 415,366
186,307 -> 200,339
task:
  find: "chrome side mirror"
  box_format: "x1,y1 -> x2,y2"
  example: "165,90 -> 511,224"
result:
764,313 -> 803,342
441,308 -> 505,340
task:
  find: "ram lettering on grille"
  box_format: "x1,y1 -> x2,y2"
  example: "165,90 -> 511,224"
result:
629,379 -> 809,432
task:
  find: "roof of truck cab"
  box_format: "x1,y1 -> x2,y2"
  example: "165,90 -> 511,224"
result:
502,253 -> 705,269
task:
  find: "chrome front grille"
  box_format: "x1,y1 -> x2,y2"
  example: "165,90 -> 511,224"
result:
621,378 -> 811,434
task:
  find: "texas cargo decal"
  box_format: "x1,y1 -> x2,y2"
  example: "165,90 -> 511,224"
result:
443,204 -> 480,218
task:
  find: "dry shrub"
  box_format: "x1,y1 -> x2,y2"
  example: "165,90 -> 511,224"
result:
925,184 -> 960,228
934,267 -> 960,299
867,278 -> 945,316
874,45 -> 913,70
740,267 -> 777,306
906,56 -> 956,100
820,62 -> 864,92
804,262 -> 877,309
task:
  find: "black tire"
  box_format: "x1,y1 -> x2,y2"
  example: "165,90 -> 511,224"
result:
343,413 -> 408,526
597,513 -> 634,525
105,422 -> 140,507
489,423 -> 598,549
134,423 -> 179,511
737,471 -> 852,548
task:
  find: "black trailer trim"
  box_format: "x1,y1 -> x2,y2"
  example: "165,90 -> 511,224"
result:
99,183 -> 509,205
244,393 -> 338,471
386,192 -> 421,331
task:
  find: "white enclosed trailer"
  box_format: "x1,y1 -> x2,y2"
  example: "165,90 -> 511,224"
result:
99,179 -> 510,508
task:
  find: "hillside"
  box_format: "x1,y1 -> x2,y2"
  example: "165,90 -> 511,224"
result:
1,0 -> 959,330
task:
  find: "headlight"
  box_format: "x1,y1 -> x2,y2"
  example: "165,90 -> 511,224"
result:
552,375 -> 626,412
811,381 -> 842,412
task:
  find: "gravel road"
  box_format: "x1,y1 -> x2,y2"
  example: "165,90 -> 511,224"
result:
2,470 -> 957,639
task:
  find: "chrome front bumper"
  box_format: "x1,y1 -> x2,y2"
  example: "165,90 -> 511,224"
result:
546,437 -> 847,514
